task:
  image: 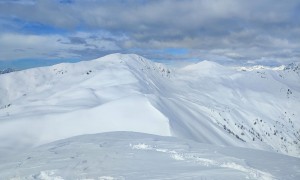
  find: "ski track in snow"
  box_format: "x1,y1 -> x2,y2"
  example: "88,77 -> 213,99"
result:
1,132 -> 299,179
11,172 -> 123,180
130,143 -> 274,180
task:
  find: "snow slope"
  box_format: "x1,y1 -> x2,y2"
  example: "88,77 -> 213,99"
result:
172,61 -> 300,156
0,53 -> 299,159
0,54 -> 172,155
0,132 -> 299,180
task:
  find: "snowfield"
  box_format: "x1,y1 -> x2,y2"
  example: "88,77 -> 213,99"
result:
0,53 -> 299,179
0,132 -> 299,180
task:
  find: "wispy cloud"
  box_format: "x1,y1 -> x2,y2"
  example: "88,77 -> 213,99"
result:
0,31 -> 123,60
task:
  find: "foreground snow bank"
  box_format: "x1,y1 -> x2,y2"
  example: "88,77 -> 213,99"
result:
0,132 -> 298,180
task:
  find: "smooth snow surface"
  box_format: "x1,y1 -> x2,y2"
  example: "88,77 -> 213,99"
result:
0,132 -> 298,180
0,53 -> 300,179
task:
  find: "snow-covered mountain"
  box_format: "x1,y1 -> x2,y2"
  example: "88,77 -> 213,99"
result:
0,53 -> 299,179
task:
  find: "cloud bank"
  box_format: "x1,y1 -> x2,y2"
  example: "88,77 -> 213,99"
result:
0,0 -> 299,66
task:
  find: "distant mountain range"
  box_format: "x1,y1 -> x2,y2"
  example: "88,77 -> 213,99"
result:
0,68 -> 15,74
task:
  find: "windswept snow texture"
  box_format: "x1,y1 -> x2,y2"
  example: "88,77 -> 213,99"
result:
0,132 -> 299,180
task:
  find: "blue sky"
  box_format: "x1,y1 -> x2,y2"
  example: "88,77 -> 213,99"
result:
0,0 -> 300,69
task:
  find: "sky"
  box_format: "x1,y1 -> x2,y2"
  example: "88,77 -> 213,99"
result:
0,0 -> 300,69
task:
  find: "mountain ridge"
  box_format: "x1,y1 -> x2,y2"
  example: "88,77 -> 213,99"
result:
0,53 -> 299,158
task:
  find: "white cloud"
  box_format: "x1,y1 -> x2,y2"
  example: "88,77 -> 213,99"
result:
0,0 -> 299,64
0,32 -> 122,61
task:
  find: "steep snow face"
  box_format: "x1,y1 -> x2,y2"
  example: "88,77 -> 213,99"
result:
0,53 -> 172,154
0,132 -> 299,180
175,61 -> 300,157
0,53 -> 299,158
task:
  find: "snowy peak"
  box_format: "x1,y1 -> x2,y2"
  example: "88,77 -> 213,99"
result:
236,62 -> 300,73
93,53 -> 154,67
99,53 -> 171,75
181,60 -> 223,71
0,53 -> 171,105
92,53 -> 141,64
179,60 -> 227,76
236,65 -> 285,72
